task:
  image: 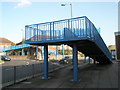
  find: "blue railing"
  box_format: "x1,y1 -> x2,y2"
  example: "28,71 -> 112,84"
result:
1,44 -> 33,52
25,16 -> 112,60
25,16 -> 94,42
85,17 -> 112,60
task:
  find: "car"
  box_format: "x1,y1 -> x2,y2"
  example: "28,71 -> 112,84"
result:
1,55 -> 11,61
64,56 -> 72,60
59,59 -> 69,64
112,56 -> 116,60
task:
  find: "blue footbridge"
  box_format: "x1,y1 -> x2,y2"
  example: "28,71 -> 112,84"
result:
0,44 -> 59,55
25,16 -> 112,81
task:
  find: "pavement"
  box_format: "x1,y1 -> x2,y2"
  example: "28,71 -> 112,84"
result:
3,60 -> 118,89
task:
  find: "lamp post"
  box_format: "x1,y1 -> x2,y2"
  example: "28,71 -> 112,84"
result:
21,29 -> 24,42
61,3 -> 73,30
21,29 -> 24,56
61,3 -> 80,82
61,3 -> 72,20
61,3 -> 73,59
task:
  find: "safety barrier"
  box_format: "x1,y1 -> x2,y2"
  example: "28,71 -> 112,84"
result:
2,62 -> 68,88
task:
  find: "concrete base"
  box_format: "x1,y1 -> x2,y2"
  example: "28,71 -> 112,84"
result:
70,79 -> 80,82
41,77 -> 51,80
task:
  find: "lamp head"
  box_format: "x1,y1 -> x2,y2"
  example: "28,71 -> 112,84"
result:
61,4 -> 66,6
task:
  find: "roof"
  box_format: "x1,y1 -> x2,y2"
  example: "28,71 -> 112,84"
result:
0,38 -> 15,44
108,45 -> 116,51
115,31 -> 120,36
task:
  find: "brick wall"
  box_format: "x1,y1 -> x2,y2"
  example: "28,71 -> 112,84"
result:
115,34 -> 120,60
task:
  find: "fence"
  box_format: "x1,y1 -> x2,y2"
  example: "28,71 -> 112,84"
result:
2,62 -> 68,88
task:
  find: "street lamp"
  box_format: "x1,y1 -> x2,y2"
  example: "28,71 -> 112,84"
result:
61,3 -> 73,58
21,29 -> 24,41
61,3 -> 73,32
61,3 -> 72,20
21,29 -> 24,56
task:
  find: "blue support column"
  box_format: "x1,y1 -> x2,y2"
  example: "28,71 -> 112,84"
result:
72,43 -> 80,81
21,49 -> 24,56
42,44 -> 48,79
84,55 -> 86,62
62,44 -> 64,58
56,45 -> 58,60
93,57 -> 96,69
36,46 -> 38,59
88,56 -> 91,64
42,46 -> 44,60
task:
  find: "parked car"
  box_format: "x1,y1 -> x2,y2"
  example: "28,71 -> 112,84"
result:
1,55 -> 11,61
59,59 -> 69,64
64,56 -> 72,60
59,56 -> 73,64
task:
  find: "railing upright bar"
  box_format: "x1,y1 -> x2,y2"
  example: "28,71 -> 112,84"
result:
88,19 -> 91,38
68,19 -> 70,39
85,17 -> 87,37
25,26 -> 27,41
50,22 -> 52,40
37,25 -> 38,41
53,22 -> 54,40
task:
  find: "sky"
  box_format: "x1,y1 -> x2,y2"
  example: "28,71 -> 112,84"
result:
0,0 -> 118,46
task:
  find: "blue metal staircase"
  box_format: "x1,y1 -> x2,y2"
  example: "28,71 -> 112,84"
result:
25,16 -> 112,64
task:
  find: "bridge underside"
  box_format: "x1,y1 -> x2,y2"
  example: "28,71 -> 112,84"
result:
26,39 -> 111,64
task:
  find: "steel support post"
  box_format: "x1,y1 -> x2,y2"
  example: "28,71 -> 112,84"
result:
62,44 -> 65,58
36,46 -> 38,59
84,55 -> 86,62
56,45 -> 58,60
88,56 -> 91,64
42,44 -> 48,79
42,46 -> 44,60
21,49 -> 24,56
93,57 -> 96,69
72,43 -> 80,81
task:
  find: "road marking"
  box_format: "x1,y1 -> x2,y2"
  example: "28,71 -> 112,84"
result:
31,60 -> 36,62
26,62 -> 29,65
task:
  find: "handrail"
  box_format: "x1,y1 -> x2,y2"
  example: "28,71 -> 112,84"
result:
1,44 -> 33,52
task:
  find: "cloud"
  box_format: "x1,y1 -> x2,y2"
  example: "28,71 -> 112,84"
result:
14,0 -> 32,8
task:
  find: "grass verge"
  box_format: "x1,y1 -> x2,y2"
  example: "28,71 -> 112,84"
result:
0,60 -> 4,64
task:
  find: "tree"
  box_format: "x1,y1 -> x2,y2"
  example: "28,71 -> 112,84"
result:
22,39 -> 25,44
11,42 -> 15,46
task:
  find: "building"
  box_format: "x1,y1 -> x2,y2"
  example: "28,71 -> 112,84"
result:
0,38 -> 15,53
108,45 -> 116,59
2,43 -> 63,60
115,32 -> 120,60
0,38 -> 15,48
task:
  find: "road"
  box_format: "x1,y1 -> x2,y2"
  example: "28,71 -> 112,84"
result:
1,59 -> 88,67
